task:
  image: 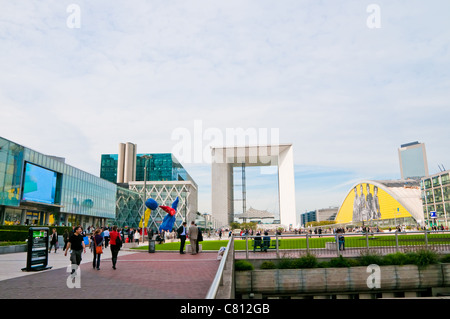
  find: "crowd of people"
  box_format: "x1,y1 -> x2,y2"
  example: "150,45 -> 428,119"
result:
47,222 -> 213,276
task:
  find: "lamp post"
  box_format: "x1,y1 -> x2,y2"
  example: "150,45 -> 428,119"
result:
142,155 -> 152,244
394,207 -> 400,229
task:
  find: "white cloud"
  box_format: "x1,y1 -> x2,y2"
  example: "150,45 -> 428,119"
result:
1,0 -> 449,215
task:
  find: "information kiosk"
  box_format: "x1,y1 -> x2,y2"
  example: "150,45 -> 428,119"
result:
22,227 -> 53,272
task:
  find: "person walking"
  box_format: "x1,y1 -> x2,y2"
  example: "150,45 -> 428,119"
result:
262,231 -> 271,252
103,227 -> 110,248
196,224 -> 203,254
92,228 -> 103,270
177,222 -> 187,254
188,221 -> 199,255
338,230 -> 345,251
134,228 -> 140,244
64,226 -> 86,275
49,228 -> 58,253
109,225 -> 122,270
63,229 -> 70,251
128,228 -> 134,243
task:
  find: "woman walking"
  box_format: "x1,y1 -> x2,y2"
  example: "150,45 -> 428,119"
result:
92,228 -> 103,270
63,229 -> 70,251
109,225 -> 122,270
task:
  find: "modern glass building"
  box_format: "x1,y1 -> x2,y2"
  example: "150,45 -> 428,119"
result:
0,136 -> 146,229
100,146 -> 198,231
101,152 -> 195,184
398,142 -> 429,180
421,170 -> 450,228
0,136 -> 122,227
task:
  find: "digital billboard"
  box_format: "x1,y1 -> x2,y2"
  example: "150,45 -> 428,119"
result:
21,162 -> 58,205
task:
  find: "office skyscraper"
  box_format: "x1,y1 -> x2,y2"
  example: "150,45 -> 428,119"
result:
398,141 -> 429,180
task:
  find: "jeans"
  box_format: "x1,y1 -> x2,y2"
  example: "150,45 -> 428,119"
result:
111,245 -> 120,268
93,250 -> 101,269
70,249 -> 83,273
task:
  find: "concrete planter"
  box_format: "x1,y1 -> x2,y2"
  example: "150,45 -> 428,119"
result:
235,263 -> 450,295
0,244 -> 27,254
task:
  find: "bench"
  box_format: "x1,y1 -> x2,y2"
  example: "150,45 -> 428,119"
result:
252,239 -> 280,252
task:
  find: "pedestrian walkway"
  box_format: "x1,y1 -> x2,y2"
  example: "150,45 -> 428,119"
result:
0,244 -> 220,299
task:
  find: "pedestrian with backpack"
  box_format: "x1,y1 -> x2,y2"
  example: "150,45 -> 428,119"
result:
109,225 -> 122,270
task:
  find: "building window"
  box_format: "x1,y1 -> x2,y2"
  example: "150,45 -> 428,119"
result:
432,176 -> 441,187
443,186 -> 450,201
434,188 -> 443,202
426,190 -> 434,203
436,204 -> 445,217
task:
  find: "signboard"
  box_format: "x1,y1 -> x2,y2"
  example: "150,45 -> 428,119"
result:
430,211 -> 437,219
22,227 -> 53,272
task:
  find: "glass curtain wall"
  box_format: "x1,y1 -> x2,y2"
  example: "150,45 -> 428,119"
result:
1,136 -> 117,225
421,172 -> 449,227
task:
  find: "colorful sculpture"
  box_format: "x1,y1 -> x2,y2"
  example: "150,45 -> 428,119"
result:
139,198 -> 159,228
159,197 -> 179,232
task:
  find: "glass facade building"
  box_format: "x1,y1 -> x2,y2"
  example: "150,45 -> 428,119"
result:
398,142 -> 429,180
421,171 -> 450,228
0,136 -> 131,228
101,153 -> 195,184
100,149 -> 198,230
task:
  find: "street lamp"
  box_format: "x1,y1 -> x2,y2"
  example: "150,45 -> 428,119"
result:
142,155 -> 152,244
394,207 -> 401,229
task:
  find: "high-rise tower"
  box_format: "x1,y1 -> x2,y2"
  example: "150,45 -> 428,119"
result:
398,141 -> 429,180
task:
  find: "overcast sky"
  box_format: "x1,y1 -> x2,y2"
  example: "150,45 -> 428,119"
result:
1,1 -> 449,217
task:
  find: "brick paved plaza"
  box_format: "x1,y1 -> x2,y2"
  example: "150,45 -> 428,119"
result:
0,249 -> 220,299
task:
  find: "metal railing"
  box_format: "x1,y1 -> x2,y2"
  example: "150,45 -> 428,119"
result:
233,230 -> 450,259
205,235 -> 235,299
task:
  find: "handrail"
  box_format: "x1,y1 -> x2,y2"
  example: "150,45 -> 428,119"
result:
235,230 -> 450,257
205,235 -> 234,299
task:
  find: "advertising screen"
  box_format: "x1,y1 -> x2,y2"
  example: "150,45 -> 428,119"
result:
22,162 -> 57,205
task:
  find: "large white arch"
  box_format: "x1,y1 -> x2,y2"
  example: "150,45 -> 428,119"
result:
211,144 -> 296,228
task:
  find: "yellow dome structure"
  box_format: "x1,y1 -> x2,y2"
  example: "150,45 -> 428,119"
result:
335,180 -> 424,225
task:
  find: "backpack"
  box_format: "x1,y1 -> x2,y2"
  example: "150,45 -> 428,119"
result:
116,235 -> 122,249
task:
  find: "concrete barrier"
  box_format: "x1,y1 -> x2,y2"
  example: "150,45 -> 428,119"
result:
235,263 -> 450,296
0,245 -> 27,254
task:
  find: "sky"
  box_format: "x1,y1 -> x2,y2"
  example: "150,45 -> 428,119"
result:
1,1 -> 450,218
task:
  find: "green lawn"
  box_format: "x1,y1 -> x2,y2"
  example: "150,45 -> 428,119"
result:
133,234 -> 450,251
134,240 -> 231,251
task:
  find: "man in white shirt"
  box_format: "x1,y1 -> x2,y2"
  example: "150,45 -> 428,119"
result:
103,228 -> 110,248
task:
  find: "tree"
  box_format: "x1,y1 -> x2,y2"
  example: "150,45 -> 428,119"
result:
230,222 -> 240,230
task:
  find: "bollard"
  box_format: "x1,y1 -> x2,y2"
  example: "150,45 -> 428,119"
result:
148,239 -> 156,253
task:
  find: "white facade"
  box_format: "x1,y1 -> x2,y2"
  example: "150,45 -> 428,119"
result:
211,144 -> 296,228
